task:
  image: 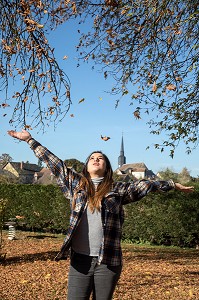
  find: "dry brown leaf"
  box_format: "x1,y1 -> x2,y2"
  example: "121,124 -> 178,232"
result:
23,96 -> 28,102
101,135 -> 111,141
36,24 -> 44,29
1,103 -> 10,108
152,81 -> 157,92
78,98 -> 85,104
133,110 -> 141,120
1,232 -> 199,300
166,84 -> 176,91
24,125 -> 32,130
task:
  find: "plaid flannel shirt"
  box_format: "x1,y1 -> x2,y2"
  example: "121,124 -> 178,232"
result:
28,138 -> 175,266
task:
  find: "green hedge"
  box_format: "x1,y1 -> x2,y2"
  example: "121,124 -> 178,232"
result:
0,184 -> 70,233
123,183 -> 199,247
1,183 -> 199,247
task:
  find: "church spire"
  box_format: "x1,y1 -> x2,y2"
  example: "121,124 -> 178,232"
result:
118,135 -> 126,168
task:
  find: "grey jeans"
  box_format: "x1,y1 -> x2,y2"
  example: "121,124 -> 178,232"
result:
67,252 -> 122,300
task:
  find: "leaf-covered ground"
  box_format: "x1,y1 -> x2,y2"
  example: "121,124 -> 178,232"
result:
1,231 -> 199,300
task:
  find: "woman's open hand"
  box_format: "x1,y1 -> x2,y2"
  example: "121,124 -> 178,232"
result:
7,129 -> 32,142
175,182 -> 194,193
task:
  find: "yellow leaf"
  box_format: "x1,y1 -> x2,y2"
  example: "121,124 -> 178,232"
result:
189,289 -> 193,297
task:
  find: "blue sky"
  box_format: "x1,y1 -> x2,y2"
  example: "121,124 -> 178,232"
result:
1,19 -> 199,177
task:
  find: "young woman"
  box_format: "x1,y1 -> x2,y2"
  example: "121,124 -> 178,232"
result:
7,129 -> 194,300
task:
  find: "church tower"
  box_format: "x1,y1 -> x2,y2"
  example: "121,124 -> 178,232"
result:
118,135 -> 126,168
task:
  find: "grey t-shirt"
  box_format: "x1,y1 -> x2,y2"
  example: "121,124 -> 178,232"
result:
71,205 -> 103,256
71,177 -> 104,256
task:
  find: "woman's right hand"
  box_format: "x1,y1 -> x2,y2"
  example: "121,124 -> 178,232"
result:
7,129 -> 32,142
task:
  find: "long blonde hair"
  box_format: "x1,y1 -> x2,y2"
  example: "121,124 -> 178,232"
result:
73,151 -> 113,212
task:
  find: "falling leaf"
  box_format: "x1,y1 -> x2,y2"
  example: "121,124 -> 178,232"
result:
63,55 -> 68,60
70,114 -> 74,117
152,81 -> 157,92
101,135 -> 111,141
133,110 -> 141,119
24,125 -> 32,130
166,84 -> 176,91
78,98 -> 85,104
1,103 -> 10,108
38,73 -> 45,77
3,114 -> 7,117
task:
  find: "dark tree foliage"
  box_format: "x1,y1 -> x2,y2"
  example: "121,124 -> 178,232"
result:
0,153 -> 13,166
73,0 -> 199,155
64,158 -> 84,173
0,0 -> 72,129
1,0 -> 198,155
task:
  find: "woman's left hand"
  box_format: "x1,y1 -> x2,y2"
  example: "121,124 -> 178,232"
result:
175,183 -> 194,193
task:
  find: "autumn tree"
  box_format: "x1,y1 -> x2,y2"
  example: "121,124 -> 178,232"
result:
72,0 -> 199,156
0,153 -> 13,166
0,0 -> 72,129
64,158 -> 84,173
1,0 -> 198,155
177,167 -> 192,183
157,167 -> 178,181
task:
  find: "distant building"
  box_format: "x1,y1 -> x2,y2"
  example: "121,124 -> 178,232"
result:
118,135 -> 126,168
2,161 -> 42,184
115,137 -> 155,180
34,168 -> 57,185
115,162 -> 155,179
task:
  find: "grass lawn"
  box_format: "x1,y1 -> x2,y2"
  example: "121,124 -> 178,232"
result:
1,231 -> 199,299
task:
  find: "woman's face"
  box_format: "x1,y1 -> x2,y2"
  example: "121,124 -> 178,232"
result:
86,152 -> 107,178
